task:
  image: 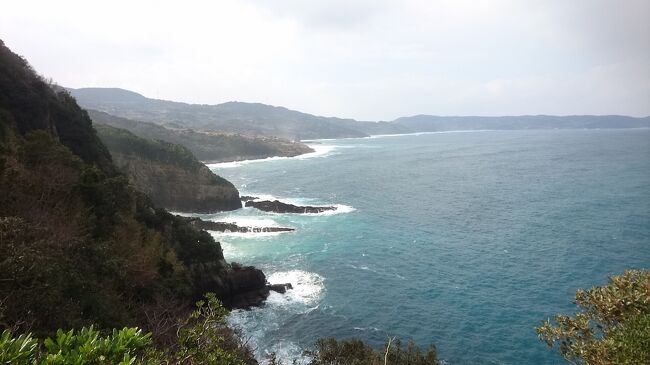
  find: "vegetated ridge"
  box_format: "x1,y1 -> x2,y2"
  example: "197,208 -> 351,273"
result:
0,39 -> 271,340
89,109 -> 314,163
71,87 -> 649,141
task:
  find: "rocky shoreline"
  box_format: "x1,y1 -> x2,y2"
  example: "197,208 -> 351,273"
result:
245,199 -> 336,214
179,192 -> 340,309
216,265 -> 293,309
180,216 -> 295,233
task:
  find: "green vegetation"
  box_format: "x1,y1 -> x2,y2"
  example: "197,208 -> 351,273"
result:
0,327 -> 152,365
0,294 -> 255,365
88,110 -> 313,163
0,38 -> 250,338
537,270 -> 650,365
304,338 -> 439,365
95,123 -> 204,171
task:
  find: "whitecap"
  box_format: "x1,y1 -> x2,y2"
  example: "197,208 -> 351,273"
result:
283,204 -> 355,216
206,144 -> 338,169
227,270 -> 325,364
266,270 -> 325,307
219,216 -> 280,227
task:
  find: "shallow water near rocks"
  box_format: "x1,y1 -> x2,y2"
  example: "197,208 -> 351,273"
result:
202,129 -> 650,365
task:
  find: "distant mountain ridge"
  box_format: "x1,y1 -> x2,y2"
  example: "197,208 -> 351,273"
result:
394,114 -> 650,132
70,87 -> 650,140
70,88 -> 372,139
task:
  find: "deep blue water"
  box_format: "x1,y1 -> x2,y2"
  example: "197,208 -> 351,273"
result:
202,129 -> 650,365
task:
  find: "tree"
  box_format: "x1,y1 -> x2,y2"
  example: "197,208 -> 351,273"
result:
536,269 -> 650,365
306,337 -> 438,365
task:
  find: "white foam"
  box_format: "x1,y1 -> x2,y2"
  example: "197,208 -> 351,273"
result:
241,193 -> 311,206
206,144 -> 338,169
210,230 -> 288,239
227,270 -> 325,364
267,270 -> 325,306
219,217 -> 280,227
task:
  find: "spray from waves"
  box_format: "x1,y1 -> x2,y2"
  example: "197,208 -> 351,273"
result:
206,144 -> 338,169
228,270 -> 325,364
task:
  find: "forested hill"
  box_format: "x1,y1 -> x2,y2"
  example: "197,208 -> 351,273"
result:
71,88 -> 370,139
71,87 -> 649,141
70,87 -> 410,139
89,109 -> 314,162
0,39 -> 268,337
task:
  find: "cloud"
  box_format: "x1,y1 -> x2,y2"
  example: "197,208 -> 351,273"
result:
0,0 -> 648,119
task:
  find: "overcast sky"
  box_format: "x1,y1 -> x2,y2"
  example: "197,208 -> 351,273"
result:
1,0 -> 649,120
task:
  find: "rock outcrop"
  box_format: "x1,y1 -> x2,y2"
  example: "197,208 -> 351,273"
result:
246,200 -> 336,214
195,265 -> 293,309
181,216 -> 295,233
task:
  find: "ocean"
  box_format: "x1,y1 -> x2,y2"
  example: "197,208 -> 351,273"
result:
198,129 -> 650,365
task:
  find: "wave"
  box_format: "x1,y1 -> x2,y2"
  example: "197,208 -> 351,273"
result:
266,270 -> 325,307
206,144 -> 338,169
210,230 -> 289,239
219,216 -> 280,227
314,204 -> 355,216
227,270 -> 325,364
303,129 -> 498,143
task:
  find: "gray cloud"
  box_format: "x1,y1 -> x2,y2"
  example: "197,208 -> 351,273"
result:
0,0 -> 648,120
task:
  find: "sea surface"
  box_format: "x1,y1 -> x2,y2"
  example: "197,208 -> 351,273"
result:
199,129 -> 650,365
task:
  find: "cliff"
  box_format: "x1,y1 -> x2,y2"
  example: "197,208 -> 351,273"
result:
0,39 -> 266,337
95,123 -> 241,212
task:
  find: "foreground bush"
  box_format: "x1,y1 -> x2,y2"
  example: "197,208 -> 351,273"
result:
305,338 -> 439,365
0,294 -> 255,365
0,326 -> 152,364
537,269 -> 650,365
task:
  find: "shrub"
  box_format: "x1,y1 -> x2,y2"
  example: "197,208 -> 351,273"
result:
537,269 -> 650,365
0,326 -> 152,365
305,337 -> 439,365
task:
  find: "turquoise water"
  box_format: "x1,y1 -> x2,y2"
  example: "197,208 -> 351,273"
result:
203,129 -> 650,365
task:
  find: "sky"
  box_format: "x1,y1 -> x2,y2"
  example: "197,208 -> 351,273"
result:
1,0 -> 649,121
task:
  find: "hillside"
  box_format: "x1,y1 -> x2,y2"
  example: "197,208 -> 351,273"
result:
0,39 -> 270,339
89,109 -> 313,162
70,88 -> 649,141
70,88 -> 368,139
95,124 -> 242,212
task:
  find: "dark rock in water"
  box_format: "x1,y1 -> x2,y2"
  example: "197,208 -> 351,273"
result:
267,283 -> 293,294
179,216 -> 295,233
197,265 -> 294,309
220,266 -> 270,309
246,200 -> 336,214
240,195 -> 258,202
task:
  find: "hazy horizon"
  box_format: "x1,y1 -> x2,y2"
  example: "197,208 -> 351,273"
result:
71,86 -> 650,121
2,0 -> 649,120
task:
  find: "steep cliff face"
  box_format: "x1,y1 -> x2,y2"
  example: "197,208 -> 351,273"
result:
95,123 -> 241,213
0,39 -> 263,336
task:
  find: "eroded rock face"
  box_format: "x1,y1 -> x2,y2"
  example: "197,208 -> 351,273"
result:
111,154 -> 242,213
245,200 -> 336,214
